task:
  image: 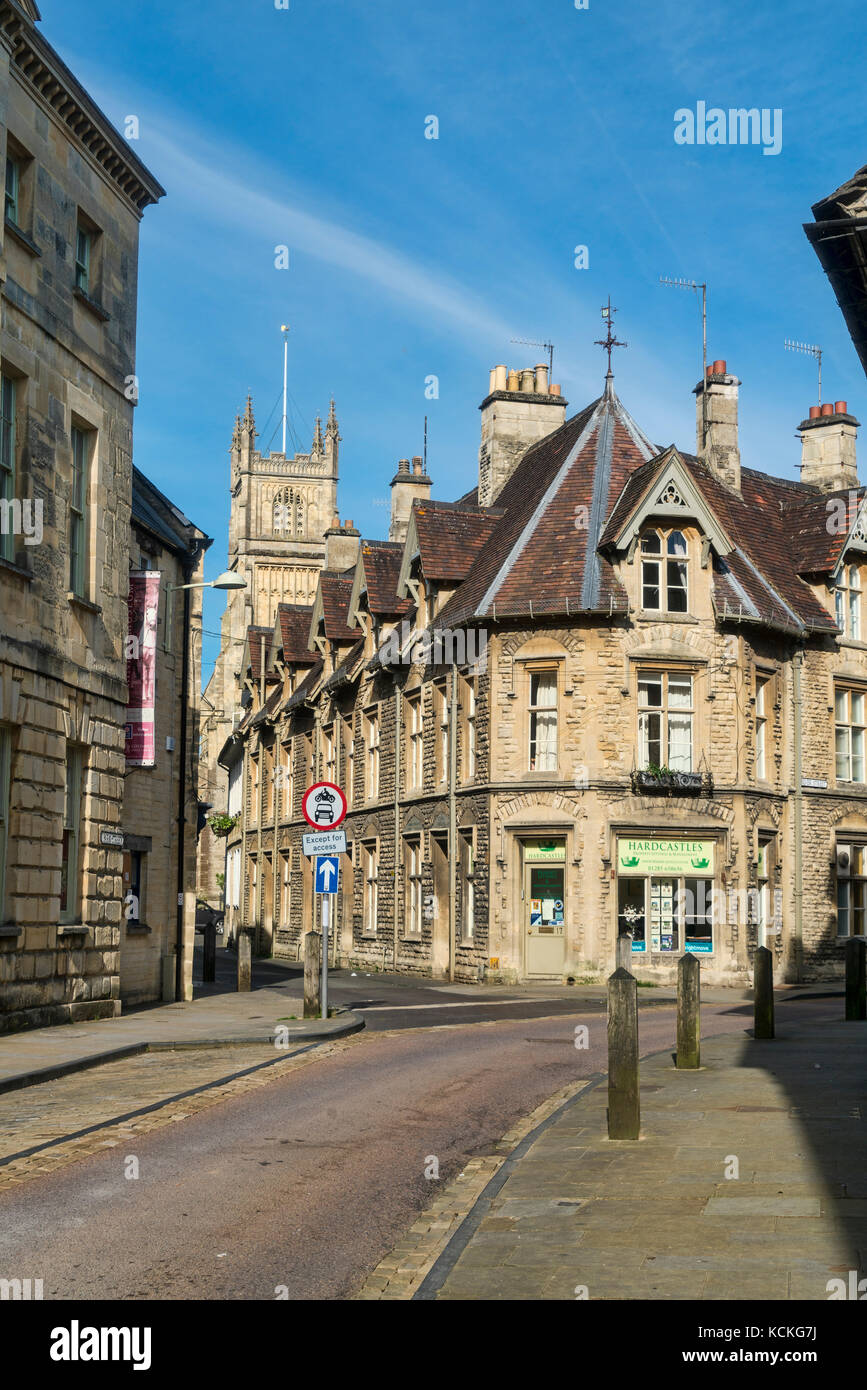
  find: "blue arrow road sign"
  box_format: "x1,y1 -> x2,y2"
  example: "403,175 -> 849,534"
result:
315,855 -> 339,894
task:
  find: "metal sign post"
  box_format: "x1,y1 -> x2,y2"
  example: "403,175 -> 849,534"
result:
306,783 -> 344,1019
314,857 -> 339,1019
321,890 -> 329,1020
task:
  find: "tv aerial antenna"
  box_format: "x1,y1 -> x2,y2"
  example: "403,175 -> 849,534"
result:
660,276 -> 708,449
784,338 -> 823,406
510,337 -> 554,380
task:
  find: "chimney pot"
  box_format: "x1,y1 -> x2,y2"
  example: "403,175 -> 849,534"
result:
489,368 -> 496,395
696,364 -> 740,490
507,369 -> 520,392
520,368 -> 535,392
534,363 -> 549,394
705,365 -> 713,378
799,400 -> 859,491
494,364 -> 508,391
549,383 -> 561,396
398,457 -> 410,473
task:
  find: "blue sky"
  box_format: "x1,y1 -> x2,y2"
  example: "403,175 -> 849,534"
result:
40,0 -> 867,682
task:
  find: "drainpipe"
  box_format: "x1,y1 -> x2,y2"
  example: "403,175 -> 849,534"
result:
393,678 -> 401,974
254,652 -> 265,953
448,663 -> 458,982
174,560 -> 193,1002
792,644 -> 804,982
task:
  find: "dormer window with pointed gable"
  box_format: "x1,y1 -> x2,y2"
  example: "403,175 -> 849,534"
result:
640,529 -> 688,613
836,563 -> 862,640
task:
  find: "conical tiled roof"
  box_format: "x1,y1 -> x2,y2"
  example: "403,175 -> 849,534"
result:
438,381 -> 659,625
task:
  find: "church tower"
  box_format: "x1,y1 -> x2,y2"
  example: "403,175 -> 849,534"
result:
198,390 -> 343,902
228,393 -> 340,622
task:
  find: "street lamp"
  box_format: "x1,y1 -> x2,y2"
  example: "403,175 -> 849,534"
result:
169,569 -> 247,1000
168,570 -> 247,593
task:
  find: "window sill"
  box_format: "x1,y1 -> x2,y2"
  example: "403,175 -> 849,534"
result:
125,923 -> 151,934
57,924 -> 89,936
67,592 -> 102,615
0,554 -> 33,582
4,217 -> 41,257
636,611 -> 699,624
72,285 -> 110,322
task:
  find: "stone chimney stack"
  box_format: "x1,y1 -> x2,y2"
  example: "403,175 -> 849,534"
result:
478,364 -> 567,507
389,455 -> 431,544
694,360 -> 741,492
323,514 -> 361,571
798,400 -> 859,492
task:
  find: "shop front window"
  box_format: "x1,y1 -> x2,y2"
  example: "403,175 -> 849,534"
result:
617,838 -> 715,955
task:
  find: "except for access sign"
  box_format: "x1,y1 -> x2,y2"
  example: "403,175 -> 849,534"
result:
302,781 -> 347,830
315,855 -> 340,895
303,829 -> 347,857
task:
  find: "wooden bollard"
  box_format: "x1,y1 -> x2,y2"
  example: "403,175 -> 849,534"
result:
304,931 -> 322,1019
202,923 -> 217,984
608,967 -> 640,1140
676,952 -> 700,1069
753,945 -> 774,1039
237,931 -> 252,993
845,937 -> 867,1021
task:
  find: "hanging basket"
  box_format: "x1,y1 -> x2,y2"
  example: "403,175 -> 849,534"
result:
208,815 -> 238,838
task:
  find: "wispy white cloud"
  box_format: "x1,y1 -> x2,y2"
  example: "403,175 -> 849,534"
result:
70,54 -> 520,351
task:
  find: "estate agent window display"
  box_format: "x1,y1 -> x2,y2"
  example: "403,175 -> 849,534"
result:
616,838 -> 715,956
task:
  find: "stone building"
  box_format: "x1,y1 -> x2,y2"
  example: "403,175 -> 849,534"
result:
125,470 -> 210,1006
220,351 -> 867,987
198,395 -> 347,904
0,0 -> 206,1029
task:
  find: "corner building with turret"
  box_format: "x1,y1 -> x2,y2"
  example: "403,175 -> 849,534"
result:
205,355 -> 867,988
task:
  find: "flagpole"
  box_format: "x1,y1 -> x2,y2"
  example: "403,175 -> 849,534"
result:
281,324 -> 289,454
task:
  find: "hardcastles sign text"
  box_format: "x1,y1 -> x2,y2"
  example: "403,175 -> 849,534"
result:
617,839 -> 716,877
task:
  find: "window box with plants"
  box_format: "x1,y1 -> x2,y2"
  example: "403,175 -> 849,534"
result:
207,813 -> 239,838
631,764 -> 708,795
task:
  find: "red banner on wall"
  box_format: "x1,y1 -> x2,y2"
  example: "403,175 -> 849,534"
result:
126,570 -> 161,767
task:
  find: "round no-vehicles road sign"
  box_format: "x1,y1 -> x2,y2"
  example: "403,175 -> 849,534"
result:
302,781 -> 347,830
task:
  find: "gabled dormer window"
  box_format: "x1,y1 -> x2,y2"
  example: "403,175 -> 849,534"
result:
641,529 -> 688,613
836,564 -> 861,640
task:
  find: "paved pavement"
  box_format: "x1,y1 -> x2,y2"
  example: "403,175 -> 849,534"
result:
392,1015 -> 867,1301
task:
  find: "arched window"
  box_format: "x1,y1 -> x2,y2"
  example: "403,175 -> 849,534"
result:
295,496 -> 304,536
641,529 -> 689,613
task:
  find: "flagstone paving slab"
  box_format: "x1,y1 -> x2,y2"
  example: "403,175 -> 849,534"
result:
427,1019 -> 867,1300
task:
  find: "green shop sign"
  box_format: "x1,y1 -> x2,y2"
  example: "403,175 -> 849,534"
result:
617,838 -> 715,876
524,840 -> 566,863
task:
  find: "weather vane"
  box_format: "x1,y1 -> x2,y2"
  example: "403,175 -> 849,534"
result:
595,296 -> 627,377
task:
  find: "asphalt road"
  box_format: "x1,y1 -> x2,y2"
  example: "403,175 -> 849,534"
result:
0,996 -> 838,1301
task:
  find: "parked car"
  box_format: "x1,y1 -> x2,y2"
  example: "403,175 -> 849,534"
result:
195,901 -> 224,934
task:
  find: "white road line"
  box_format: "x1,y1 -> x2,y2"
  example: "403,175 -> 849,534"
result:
351,997 -> 570,1012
